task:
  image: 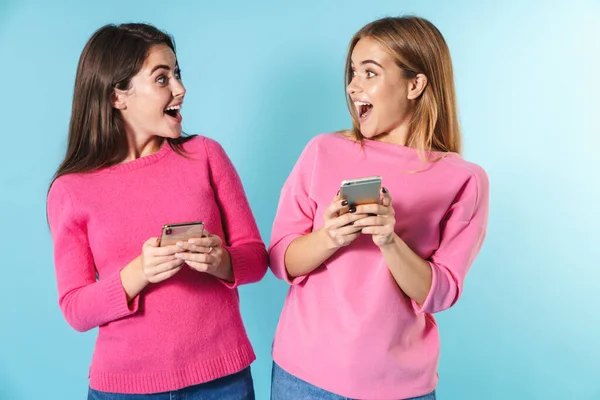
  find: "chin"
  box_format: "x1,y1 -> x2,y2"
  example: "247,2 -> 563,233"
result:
160,130 -> 182,140
358,126 -> 379,139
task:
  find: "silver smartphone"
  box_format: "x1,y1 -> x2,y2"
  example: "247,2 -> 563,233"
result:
159,221 -> 205,247
340,176 -> 382,210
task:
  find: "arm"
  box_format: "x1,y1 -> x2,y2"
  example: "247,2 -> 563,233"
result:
203,138 -> 268,288
413,210 -> 489,313
269,139 -> 366,283
284,202 -> 367,277
355,189 -> 433,304
415,170 -> 489,313
357,170 -> 490,314
121,240 -> 185,301
268,140 -> 319,284
283,228 -> 336,277
379,235 -> 433,305
47,181 -> 141,332
119,256 -> 147,303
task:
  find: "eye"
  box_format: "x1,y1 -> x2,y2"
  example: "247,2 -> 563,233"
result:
366,70 -> 376,78
156,75 -> 167,85
175,69 -> 182,80
351,69 -> 357,77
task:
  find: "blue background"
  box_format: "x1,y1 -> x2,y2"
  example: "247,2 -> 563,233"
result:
1,0 -> 599,399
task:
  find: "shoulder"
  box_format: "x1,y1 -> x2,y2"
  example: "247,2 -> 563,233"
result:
300,132 -> 352,157
180,134 -> 208,153
47,173 -> 85,203
47,174 -> 84,226
440,154 -> 489,189
310,131 -> 353,147
179,135 -> 229,160
438,154 -> 490,213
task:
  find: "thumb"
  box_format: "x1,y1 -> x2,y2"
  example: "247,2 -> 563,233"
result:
145,237 -> 160,247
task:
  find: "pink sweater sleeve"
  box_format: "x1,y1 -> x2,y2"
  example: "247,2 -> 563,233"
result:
268,140 -> 318,285
412,166 -> 490,314
47,180 -> 139,332
204,138 -> 268,288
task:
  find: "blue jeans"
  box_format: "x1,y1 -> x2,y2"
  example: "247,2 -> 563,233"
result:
271,362 -> 436,400
88,367 -> 255,399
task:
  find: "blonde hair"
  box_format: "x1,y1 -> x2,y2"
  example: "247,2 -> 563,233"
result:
344,16 -> 461,155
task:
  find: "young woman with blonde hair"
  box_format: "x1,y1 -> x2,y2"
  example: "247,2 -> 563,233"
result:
269,16 -> 489,400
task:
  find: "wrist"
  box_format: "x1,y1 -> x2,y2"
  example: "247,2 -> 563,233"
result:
378,233 -> 400,251
132,255 -> 149,286
215,248 -> 234,282
318,227 -> 339,251
120,256 -> 149,304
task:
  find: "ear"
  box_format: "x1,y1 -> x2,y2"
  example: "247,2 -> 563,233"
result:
407,73 -> 428,100
112,88 -> 128,110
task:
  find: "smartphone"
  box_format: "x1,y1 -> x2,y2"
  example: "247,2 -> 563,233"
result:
159,221 -> 205,247
340,176 -> 382,210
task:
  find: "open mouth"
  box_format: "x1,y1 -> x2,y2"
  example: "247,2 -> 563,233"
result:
355,101 -> 373,121
164,104 -> 182,122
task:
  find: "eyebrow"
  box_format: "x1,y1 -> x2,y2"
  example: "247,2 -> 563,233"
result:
360,59 -> 384,69
150,64 -> 173,74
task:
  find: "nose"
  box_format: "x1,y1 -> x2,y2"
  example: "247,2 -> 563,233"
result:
173,79 -> 186,98
346,76 -> 361,95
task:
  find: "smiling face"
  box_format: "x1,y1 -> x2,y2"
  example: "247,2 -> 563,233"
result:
346,37 -> 415,143
346,36 -> 430,146
113,44 -> 186,142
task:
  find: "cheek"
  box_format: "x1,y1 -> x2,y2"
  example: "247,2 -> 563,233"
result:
377,84 -> 397,104
365,82 -> 382,99
378,87 -> 405,112
137,87 -> 167,112
367,83 -> 397,114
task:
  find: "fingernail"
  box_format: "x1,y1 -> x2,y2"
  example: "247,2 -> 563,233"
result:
349,206 -> 356,213
188,239 -> 196,244
341,200 -> 348,206
337,190 -> 340,196
382,187 -> 388,193
176,242 -> 185,247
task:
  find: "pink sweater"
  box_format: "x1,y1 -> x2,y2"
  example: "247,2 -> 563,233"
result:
269,133 -> 489,400
47,136 -> 268,394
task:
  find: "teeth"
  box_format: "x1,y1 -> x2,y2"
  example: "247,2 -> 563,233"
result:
165,104 -> 181,111
354,100 -> 372,118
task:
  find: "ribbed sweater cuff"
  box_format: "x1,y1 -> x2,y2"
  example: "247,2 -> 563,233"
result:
102,271 -> 139,318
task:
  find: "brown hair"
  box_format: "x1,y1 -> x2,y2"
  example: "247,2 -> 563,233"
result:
344,16 -> 461,155
50,23 -> 194,188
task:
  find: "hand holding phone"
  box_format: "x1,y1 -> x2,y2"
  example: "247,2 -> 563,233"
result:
139,237 -> 185,284
320,190 -> 369,250
347,184 -> 397,247
171,231 -> 234,281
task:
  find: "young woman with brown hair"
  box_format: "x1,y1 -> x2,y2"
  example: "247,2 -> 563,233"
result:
47,23 -> 267,399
